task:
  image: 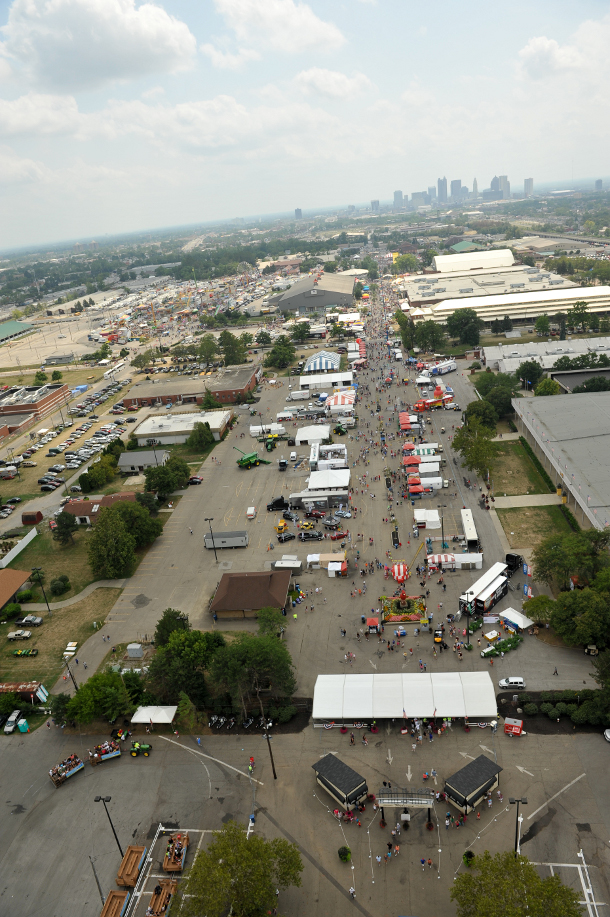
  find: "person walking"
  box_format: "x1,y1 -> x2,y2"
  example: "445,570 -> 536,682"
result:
421,858 -> 426,871
445,816 -> 450,829
553,667 -> 558,675
349,887 -> 356,899
427,858 -> 433,869
376,855 -> 382,865
350,732 -> 355,745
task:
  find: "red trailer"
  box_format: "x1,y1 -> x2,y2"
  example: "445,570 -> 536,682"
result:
504,717 -> 524,736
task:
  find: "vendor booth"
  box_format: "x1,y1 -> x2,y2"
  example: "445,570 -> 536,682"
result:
392,563 -> 409,583
131,705 -> 178,725
366,617 -> 379,634
444,755 -> 503,815
499,607 -> 534,633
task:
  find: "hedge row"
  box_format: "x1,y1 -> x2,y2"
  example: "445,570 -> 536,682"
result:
520,689 -> 609,726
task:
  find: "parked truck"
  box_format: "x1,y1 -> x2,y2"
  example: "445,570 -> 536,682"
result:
287,390 -> 309,401
204,530 -> 249,549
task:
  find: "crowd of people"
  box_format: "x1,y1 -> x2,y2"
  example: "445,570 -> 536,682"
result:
49,754 -> 82,782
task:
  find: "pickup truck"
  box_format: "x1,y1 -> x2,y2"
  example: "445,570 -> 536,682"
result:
7,630 -> 32,641
15,615 -> 43,628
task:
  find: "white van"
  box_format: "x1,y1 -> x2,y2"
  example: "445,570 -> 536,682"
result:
498,676 -> 526,690
246,507 -> 256,519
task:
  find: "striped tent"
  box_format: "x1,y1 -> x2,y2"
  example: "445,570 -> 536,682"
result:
392,563 -> 408,582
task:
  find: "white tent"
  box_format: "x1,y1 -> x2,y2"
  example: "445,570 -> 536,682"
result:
308,469 -> 351,490
413,509 -> 440,529
312,673 -> 497,721
131,705 -> 178,724
499,607 -> 534,631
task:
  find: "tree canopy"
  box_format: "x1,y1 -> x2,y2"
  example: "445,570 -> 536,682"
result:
180,821 -> 303,917
453,419 -> 496,478
88,507 -> 137,578
534,378 -> 561,396
154,607 -> 191,647
516,360 -> 544,389
446,308 -> 484,346
145,455 -> 190,500
218,330 -> 247,366
53,511 -> 78,545
112,501 -> 163,548
532,530 -> 610,591
414,319 -> 445,353
264,335 -> 296,369
148,629 -> 226,704
208,634 -> 296,719
465,400 -> 498,430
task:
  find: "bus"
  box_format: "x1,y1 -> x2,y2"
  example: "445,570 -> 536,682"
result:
459,561 -> 508,614
460,508 -> 479,552
104,361 -> 125,380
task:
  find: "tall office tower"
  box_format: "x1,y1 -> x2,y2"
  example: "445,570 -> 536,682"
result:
294,208 -> 302,220
450,179 -> 462,199
437,176 -> 447,202
490,175 -> 500,192
595,179 -> 603,192
371,200 -> 380,211
524,178 -> 534,197
472,178 -> 478,199
499,175 -> 510,199
393,190 -> 403,207
428,186 -> 437,200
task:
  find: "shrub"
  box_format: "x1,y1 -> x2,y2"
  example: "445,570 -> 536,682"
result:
555,702 -> 568,716
539,702 -> 553,715
278,705 -> 297,723
540,691 -> 553,703
16,590 -> 33,602
268,706 -> 280,720
3,602 -> 21,619
546,706 -> 559,719
559,690 -> 577,702
566,704 -> 578,717
520,692 -> 530,703
570,706 -> 590,725
50,578 -> 71,596
523,703 -> 538,716
338,846 -> 351,863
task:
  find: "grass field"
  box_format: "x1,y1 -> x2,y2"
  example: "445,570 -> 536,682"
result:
0,368 -> 104,388
496,505 -> 572,550
8,526 -> 95,601
492,441 -> 551,495
0,587 -> 122,686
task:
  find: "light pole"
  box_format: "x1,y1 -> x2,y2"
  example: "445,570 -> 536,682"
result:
205,517 -> 218,563
94,796 -> 124,858
32,567 -> 52,618
490,718 -> 497,763
509,796 -> 527,858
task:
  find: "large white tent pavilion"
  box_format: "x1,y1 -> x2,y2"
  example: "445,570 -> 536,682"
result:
312,673 -> 497,724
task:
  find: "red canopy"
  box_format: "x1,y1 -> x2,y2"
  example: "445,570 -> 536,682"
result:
392,563 -> 408,582
366,617 -> 379,626
402,455 -> 421,465
402,442 -> 415,452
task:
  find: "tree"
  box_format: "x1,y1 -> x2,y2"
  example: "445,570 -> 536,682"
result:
240,332 -> 254,348
136,491 -> 159,516
522,594 -> 555,624
112,501 -> 163,548
87,507 -> 137,578
78,455 -> 116,493
201,389 -> 222,409
571,300 -> 589,330
450,850 -> 581,917
67,672 -> 134,725
353,281 -> 363,300
475,371 -> 518,398
34,371 -> 47,385
209,634 -> 296,720
180,821 -> 303,917
176,691 -> 199,731
446,308 -> 484,346
154,607 -> 191,647
414,320 -> 445,353
264,336 -> 296,369
290,323 -> 310,343
218,330 -> 246,366
186,421 -> 215,450
452,419 -> 496,478
255,330 -> 271,346
51,369 -> 63,381
323,261 -> 337,272
551,588 -> 610,648
534,378 -> 561,396
485,385 -> 513,417
145,455 -> 190,500
393,253 -> 418,273
532,531 -> 610,591
119,347 -> 129,358
516,359 -> 544,389
257,607 -> 285,638
147,629 -> 226,704
465,400 -> 498,430
53,511 -> 78,545
535,314 -> 550,335
421,249 -> 439,267
198,334 -> 218,364
573,376 -> 610,393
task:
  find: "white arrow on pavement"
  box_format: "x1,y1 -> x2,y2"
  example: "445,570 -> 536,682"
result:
459,752 -> 475,760
405,765 -> 412,782
516,765 -> 534,777
479,744 -> 494,755
387,749 -> 394,766
369,659 -> 377,670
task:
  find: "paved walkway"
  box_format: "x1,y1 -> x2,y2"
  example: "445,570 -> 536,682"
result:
493,493 -> 562,508
21,578 -> 128,611
491,432 -> 519,441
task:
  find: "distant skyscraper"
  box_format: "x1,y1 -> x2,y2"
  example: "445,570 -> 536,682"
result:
499,175 -> 510,199
524,178 -> 534,197
393,190 -> 403,207
294,208 -> 302,220
595,179 -> 603,192
490,175 -> 500,192
472,178 -> 478,199
437,177 -> 447,203
371,200 -> 380,212
428,186 -> 437,200
450,179 -> 461,200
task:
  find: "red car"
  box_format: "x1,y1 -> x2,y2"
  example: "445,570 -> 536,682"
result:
305,510 -> 325,519
189,476 -> 203,485
49,520 -> 57,531
330,531 -> 346,541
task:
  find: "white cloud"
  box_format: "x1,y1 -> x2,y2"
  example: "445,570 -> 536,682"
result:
201,44 -> 261,70
0,93 -> 82,135
517,35 -> 582,81
1,0 -> 197,91
294,68 -> 371,99
213,0 -> 345,52
0,145 -> 47,184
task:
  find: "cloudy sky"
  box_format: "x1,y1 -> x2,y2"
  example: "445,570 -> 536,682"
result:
0,0 -> 608,248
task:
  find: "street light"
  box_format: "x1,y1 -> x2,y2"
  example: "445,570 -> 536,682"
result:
94,796 -> 124,858
509,796 -> 527,858
205,517 -> 218,563
32,567 -> 52,618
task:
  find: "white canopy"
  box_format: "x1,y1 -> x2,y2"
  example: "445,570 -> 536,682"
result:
413,509 -> 440,529
500,607 -> 534,630
312,673 -> 497,720
131,705 -> 178,724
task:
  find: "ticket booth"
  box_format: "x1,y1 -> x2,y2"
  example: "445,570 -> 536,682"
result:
504,717 -> 524,736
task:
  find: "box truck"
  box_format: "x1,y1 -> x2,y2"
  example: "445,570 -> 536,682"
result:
204,531 -> 249,550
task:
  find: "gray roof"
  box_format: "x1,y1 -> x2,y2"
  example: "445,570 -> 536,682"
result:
445,755 -> 502,797
549,368 -> 610,392
312,753 -> 366,794
118,450 -> 169,466
128,379 -> 207,398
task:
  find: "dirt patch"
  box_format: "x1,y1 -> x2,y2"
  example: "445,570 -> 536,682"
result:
0,587 -> 122,686
496,505 -> 572,550
493,441 -> 549,495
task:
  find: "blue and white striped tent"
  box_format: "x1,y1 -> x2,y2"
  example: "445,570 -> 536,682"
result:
304,350 -> 340,373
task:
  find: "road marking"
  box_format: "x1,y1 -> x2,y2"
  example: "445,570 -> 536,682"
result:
516,765 -> 534,776
479,744 -> 494,755
526,773 -> 586,820
405,765 -> 412,782
387,749 -> 393,765
459,752 -> 475,760
158,735 -> 264,785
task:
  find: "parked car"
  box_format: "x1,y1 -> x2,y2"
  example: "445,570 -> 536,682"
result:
282,510 -> 299,522
6,497 -> 21,504
323,520 -> 340,530
49,520 -> 57,531
189,476 -> 203,485
298,531 -> 323,542
7,630 -> 32,641
4,710 -> 21,734
277,532 -> 296,543
334,510 -> 352,519
15,615 -> 43,627
305,509 -> 325,519
330,531 -> 347,541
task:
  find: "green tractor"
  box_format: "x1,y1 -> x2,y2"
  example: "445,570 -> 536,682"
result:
334,423 -> 347,435
233,446 -> 272,469
130,741 -> 152,757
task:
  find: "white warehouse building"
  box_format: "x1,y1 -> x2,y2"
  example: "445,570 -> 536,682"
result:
432,249 -> 514,273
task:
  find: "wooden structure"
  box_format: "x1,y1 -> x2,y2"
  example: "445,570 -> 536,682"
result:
163,832 -> 189,872
311,754 -> 368,810
89,741 -> 121,766
99,890 -> 129,917
116,845 -> 147,888
149,878 -> 177,915
49,757 -> 84,787
444,754 -> 503,815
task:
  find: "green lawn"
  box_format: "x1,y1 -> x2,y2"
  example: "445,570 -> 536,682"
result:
7,526 -> 95,602
492,441 -> 551,495
496,505 -> 573,551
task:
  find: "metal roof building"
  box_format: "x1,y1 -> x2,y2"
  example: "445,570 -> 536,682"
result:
0,319 -> 34,343
274,274 -> 355,315
513,391 -> 610,529
417,285 -> 610,325
433,249 -> 514,273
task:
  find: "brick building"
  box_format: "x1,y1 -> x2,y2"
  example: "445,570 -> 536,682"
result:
0,384 -> 70,421
122,365 -> 260,408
